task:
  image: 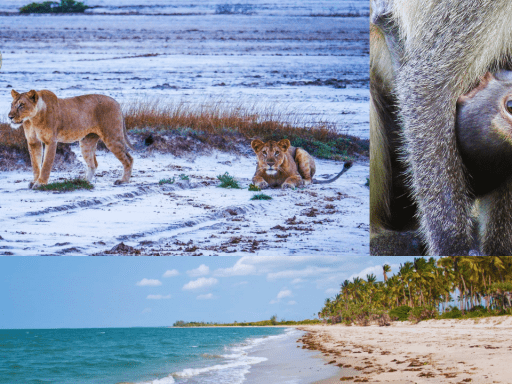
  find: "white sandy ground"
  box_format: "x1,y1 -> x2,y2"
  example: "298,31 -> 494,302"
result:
0,0 -> 369,138
0,144 -> 369,255
296,317 -> 512,384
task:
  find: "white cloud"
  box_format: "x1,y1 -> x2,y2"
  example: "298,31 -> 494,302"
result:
142,308 -> 152,313
163,269 -> 179,278
187,264 -> 210,277
267,266 -> 336,281
183,277 -> 218,290
287,300 -> 297,305
197,293 -> 214,300
147,294 -> 172,300
213,256 -> 343,277
291,278 -> 305,284
270,289 -> 293,304
277,289 -> 292,299
136,278 -> 162,287
233,281 -> 248,286
325,288 -> 338,295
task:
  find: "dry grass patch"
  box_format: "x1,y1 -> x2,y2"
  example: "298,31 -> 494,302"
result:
123,100 -> 368,160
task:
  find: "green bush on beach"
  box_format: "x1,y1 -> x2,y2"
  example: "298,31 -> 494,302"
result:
389,306 -> 412,321
35,178 -> 94,192
19,0 -> 89,14
217,172 -> 241,189
250,193 -> 272,201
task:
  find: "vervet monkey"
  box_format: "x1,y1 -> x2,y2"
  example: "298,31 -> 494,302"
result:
370,0 -> 512,255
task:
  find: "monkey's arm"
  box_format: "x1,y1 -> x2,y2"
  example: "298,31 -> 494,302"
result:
370,0 -> 403,73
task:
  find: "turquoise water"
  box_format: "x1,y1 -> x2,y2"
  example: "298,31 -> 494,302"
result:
0,327 -> 290,384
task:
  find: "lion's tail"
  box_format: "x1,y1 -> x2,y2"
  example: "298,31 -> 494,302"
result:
123,119 -> 135,150
312,161 -> 353,184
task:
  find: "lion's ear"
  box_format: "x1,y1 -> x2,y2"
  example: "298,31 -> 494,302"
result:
251,139 -> 264,153
11,89 -> 20,99
277,139 -> 291,152
27,90 -> 38,103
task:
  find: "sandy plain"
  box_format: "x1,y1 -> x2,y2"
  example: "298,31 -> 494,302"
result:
298,317 -> 512,384
0,0 -> 369,256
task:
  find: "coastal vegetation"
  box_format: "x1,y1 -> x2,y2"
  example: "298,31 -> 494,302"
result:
172,318 -> 321,327
19,0 -> 89,14
319,256 -> 512,325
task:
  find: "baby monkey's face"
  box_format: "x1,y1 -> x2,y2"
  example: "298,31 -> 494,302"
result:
456,70 -> 512,195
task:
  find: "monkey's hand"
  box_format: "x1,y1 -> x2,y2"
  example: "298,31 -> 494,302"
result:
370,0 -> 393,29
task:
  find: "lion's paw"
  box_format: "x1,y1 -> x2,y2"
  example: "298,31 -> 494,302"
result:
281,183 -> 295,190
114,180 -> 126,186
30,181 -> 43,190
255,181 -> 268,189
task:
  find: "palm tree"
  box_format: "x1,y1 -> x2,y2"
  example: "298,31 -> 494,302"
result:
383,264 -> 391,283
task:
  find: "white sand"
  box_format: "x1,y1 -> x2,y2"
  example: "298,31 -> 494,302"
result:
297,316 -> 512,383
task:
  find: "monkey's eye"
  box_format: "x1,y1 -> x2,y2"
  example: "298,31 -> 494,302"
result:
507,100 -> 512,114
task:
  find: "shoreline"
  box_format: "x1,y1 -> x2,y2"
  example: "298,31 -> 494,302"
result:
294,316 -> 512,383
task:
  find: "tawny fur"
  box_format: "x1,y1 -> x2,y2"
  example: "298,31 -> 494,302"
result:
9,89 -> 133,189
251,139 -> 316,189
251,139 -> 352,190
370,0 -> 512,256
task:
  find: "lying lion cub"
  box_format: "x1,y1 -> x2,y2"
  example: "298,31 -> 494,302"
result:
9,89 -> 133,189
251,139 -> 352,189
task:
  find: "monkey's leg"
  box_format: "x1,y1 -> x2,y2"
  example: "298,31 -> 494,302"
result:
394,6 -> 485,256
479,179 -> 512,256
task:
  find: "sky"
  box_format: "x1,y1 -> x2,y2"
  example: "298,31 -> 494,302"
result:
0,256 -> 424,329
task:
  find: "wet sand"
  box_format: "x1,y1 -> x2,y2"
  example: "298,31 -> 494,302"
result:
297,316 -> 512,383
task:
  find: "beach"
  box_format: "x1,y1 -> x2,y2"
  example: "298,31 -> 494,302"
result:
296,316 -> 512,383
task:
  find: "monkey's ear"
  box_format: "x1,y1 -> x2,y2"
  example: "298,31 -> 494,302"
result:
458,72 -> 495,105
11,89 -> 20,99
27,90 -> 38,103
251,139 -> 265,153
277,139 -> 291,152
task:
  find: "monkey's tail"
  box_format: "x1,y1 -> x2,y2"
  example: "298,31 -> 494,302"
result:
312,161 -> 353,184
123,119 -> 135,151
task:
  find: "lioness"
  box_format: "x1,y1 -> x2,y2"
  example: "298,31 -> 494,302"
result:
251,139 -> 352,189
8,89 -> 133,189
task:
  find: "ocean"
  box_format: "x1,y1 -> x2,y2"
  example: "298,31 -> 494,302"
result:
0,327 -> 336,384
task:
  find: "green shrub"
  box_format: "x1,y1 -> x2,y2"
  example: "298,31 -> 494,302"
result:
217,172 -> 241,189
159,177 -> 175,185
408,306 -> 438,323
179,174 -> 189,181
35,178 -> 93,192
389,305 -> 412,321
251,193 -> 272,200
439,307 -> 462,319
19,0 -> 89,14
248,183 -> 261,191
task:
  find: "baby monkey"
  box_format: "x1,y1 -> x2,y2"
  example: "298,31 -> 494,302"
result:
457,71 -> 512,196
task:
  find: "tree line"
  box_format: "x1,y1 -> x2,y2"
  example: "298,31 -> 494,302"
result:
320,256 -> 512,325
